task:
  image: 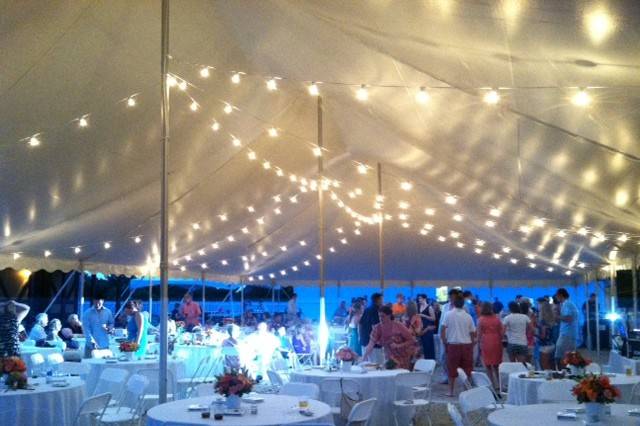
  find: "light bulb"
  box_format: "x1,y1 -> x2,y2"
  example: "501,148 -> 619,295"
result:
219,214 -> 228,221
450,231 -> 460,239
247,151 -> 257,160
424,223 -> 434,230
166,75 -> 177,87
192,223 -> 200,230
529,263 -> 537,269
274,208 -> 282,215
438,236 -> 446,242
557,230 -> 567,238
425,208 -> 436,216
199,67 -> 210,78
268,127 -> 278,137
476,239 -> 485,246
275,168 -> 284,177
485,220 -> 496,228
399,201 -> 410,210
185,255 -> 192,262
420,229 -> 428,236
502,247 -> 511,253
232,137 -> 241,147
445,195 -> 457,205
78,117 -> 88,128
356,85 -> 369,101
12,253 -> 20,260
312,146 -> 323,157
211,121 -> 220,132
308,83 -> 319,96
289,196 -> 298,203
221,260 -> 228,265
241,227 -> 249,234
357,164 -> 368,174
280,246 -> 287,252
231,73 -> 241,84
416,87 -> 430,104
211,243 -> 219,249
533,217 -> 545,227
475,248 -> 483,254
493,253 -> 502,259
453,214 -> 463,222
190,101 -> 199,111
303,260 -> 310,266
180,266 -> 186,272
572,89 -> 591,107
178,80 -> 187,91
227,235 -> 235,242
74,247 -> 81,254
354,229 -> 361,235
223,104 -> 233,114
457,242 -> 465,248
28,136 -> 40,147
489,208 -> 501,217
292,266 -> 298,272
483,89 -> 500,105
198,249 -> 206,256
262,161 -> 271,170
103,242 -> 111,249
266,78 -> 278,91
44,250 -> 52,258
134,236 -> 142,244
510,258 -> 518,264
247,206 -> 255,213
200,263 -> 208,269
400,181 -> 413,191
127,97 -> 136,107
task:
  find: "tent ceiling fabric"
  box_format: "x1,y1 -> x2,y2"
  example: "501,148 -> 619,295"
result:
1,0 -> 639,285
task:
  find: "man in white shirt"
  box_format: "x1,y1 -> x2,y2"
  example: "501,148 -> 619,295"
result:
502,301 -> 532,362
441,295 -> 476,397
287,293 -> 299,322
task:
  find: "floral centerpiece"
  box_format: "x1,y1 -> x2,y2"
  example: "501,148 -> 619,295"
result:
214,368 -> 254,409
119,341 -> 139,360
336,347 -> 358,371
1,356 -> 28,390
572,375 -> 620,424
563,351 -> 591,376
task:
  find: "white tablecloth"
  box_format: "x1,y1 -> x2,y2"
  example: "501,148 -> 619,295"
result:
488,403 -> 640,426
173,344 -> 219,378
506,372 -> 640,405
146,394 -> 332,426
83,357 -> 185,394
0,376 -> 85,426
609,351 -> 640,375
290,368 -> 408,426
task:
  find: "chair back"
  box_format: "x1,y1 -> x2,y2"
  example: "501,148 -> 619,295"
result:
319,378 -> 360,407
91,349 -> 114,359
94,367 -> 130,397
498,362 -> 529,392
47,352 -> 64,365
456,368 -> 472,390
537,380 -> 575,403
447,403 -> 465,426
125,374 -> 150,408
279,382 -> 320,399
471,371 -> 492,388
136,367 -> 176,396
347,398 -> 377,425
395,371 -> 431,399
30,352 -> 45,365
629,382 -> 640,404
73,393 -> 112,426
267,369 -> 285,386
414,359 -> 436,374
459,386 -> 497,416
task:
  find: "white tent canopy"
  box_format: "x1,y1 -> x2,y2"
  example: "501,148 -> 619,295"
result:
2,1 -> 640,286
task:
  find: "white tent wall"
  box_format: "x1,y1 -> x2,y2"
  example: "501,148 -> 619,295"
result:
1,1 -> 640,285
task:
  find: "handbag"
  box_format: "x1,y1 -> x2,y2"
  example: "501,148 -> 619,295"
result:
339,378 -> 362,420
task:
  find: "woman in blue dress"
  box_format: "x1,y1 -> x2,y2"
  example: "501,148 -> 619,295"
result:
125,301 -> 147,358
347,301 -> 363,355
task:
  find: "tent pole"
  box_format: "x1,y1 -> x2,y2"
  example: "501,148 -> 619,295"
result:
201,271 -> 206,326
46,271 -> 77,315
230,284 -> 235,322
632,252 -> 638,328
148,274 -> 153,320
317,96 -> 329,364
585,271 -> 591,351
595,275 -> 601,363
158,0 -> 171,404
377,163 -> 384,297
240,284 -> 245,326
77,262 -> 85,321
610,262 -> 617,314
271,281 -> 275,315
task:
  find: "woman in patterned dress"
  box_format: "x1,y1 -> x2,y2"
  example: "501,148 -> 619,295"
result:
0,300 -> 30,358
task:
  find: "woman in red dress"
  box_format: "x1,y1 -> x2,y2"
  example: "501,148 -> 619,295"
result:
477,302 -> 504,390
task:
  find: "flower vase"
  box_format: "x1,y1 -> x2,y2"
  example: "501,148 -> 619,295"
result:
340,360 -> 353,372
585,402 -> 604,424
226,394 -> 241,410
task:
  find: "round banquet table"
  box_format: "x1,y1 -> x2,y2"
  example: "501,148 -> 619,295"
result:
506,372 -> 640,405
83,357 -> 185,394
146,394 -> 332,426
488,403 -> 640,426
0,376 -> 85,426
290,368 -> 409,426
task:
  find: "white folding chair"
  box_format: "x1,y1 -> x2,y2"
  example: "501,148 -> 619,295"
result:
59,361 -> 91,376
98,374 -> 149,425
176,355 -> 210,398
319,378 -> 361,419
447,403 -> 465,426
93,368 -> 130,407
46,352 -> 64,373
471,371 -> 503,406
91,349 -> 115,359
629,382 -> 640,404
346,398 -> 377,426
456,368 -> 473,391
393,372 -> 432,426
136,367 -> 176,406
279,382 -> 320,399
537,380 -> 575,403
585,363 -> 601,374
73,393 -> 112,426
267,369 -> 285,387
498,362 -> 529,396
458,386 -> 498,425
414,359 -> 436,374
29,353 -> 46,376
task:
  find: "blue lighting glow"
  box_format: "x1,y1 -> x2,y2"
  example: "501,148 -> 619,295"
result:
605,312 -> 621,321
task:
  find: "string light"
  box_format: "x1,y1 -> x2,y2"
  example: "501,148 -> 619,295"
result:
299,240 -> 307,246
475,239 -> 485,247
474,248 -> 483,254
510,258 -> 518,264
308,83 -> 320,96
198,249 -> 206,256
415,87 -> 430,104
78,116 -> 89,128
221,260 -> 228,266
445,195 -> 457,205
425,208 -> 436,216
312,146 -> 323,157
211,121 -> 220,132
357,164 -> 368,174
211,243 -> 219,249
247,206 -> 255,213
489,208 -> 502,217
28,135 -> 41,147
103,242 -> 111,250
262,161 -> 271,170
502,247 -> 511,253
618,234 -> 629,242
44,250 -> 52,258
74,246 -> 82,254
266,78 -> 278,91
192,223 -> 201,230
219,214 -> 228,221
572,89 -> 591,107
227,235 -> 235,242
400,181 -> 413,191
453,214 -> 463,222
190,101 -> 199,111
493,253 -> 502,259
199,67 -> 210,78
180,266 -> 186,272
485,220 -> 496,228
356,85 -> 369,101
166,75 -> 177,87
533,217 -> 546,228
12,253 -> 20,260
231,73 -> 241,84
529,263 -> 537,269
577,227 -> 588,236
450,231 -> 460,239
127,97 -> 137,107
268,127 -> 279,137
232,137 -> 242,147
178,80 -> 187,91
438,236 -> 446,242
134,236 -> 142,244
483,89 -> 500,105
556,230 -> 567,238
223,103 -> 233,114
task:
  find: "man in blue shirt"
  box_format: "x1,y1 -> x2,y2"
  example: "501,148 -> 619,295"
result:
28,313 -> 49,343
83,296 -> 114,357
554,288 -> 579,368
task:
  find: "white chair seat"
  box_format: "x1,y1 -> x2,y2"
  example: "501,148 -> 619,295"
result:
393,398 -> 430,407
102,407 -> 135,416
99,412 -> 139,424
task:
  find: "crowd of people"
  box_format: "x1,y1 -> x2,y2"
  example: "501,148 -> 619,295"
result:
334,287 -> 582,396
